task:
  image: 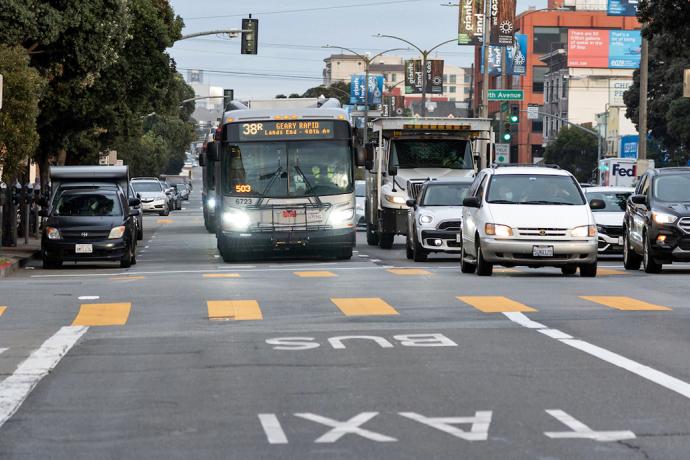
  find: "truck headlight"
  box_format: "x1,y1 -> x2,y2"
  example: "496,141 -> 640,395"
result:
485,223 -> 513,237
46,227 -> 61,240
419,214 -> 434,225
108,226 -> 126,239
328,208 -> 354,225
652,212 -> 677,225
222,208 -> 250,230
571,225 -> 597,237
384,194 -> 406,205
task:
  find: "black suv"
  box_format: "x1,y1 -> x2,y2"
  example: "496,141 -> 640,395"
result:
623,167 -> 690,273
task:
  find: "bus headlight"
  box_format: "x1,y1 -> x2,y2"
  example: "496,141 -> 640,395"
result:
206,197 -> 216,209
222,208 -> 250,230
328,208 -> 354,225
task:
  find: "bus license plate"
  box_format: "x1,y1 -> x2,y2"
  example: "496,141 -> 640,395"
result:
307,211 -> 322,222
532,245 -> 553,257
75,244 -> 93,254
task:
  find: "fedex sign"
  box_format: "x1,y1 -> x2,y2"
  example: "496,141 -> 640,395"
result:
612,162 -> 635,177
600,159 -> 637,187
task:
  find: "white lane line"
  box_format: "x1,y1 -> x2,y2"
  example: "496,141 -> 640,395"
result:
77,296 -> 100,300
0,348 -> 7,356
0,326 -> 88,427
258,413 -> 289,444
503,313 -> 690,400
358,254 -> 370,258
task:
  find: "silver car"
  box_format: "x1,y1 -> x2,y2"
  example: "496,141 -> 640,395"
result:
584,186 -> 634,254
131,179 -> 170,216
406,178 -> 473,261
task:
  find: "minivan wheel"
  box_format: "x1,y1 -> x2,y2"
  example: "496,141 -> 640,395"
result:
475,242 -> 493,276
623,232 -> 642,270
643,234 -> 662,274
460,245 -> 476,274
579,262 -> 597,277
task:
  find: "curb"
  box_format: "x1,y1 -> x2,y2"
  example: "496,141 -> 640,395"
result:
0,251 -> 40,279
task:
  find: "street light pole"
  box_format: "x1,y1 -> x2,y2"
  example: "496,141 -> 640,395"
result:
374,35 -> 456,117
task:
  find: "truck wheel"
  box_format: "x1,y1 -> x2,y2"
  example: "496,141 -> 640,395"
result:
643,234 -> 662,274
623,232 -> 641,270
366,223 -> 379,246
475,242 -> 493,276
379,232 -> 394,249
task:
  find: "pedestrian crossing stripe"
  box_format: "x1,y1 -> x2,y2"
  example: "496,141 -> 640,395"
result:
0,306 -> 6,317
207,300 -> 263,320
331,298 -> 399,316
580,296 -> 671,311
457,296 -> 537,313
387,268 -> 433,276
294,271 -> 337,278
203,273 -> 241,278
72,303 -> 132,326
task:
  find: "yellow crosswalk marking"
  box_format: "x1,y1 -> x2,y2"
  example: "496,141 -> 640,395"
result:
157,219 -> 173,224
597,268 -> 630,276
580,296 -> 671,311
207,300 -> 262,320
331,297 -> 398,316
457,296 -> 537,313
203,273 -> 241,278
0,306 -> 6,317
72,303 -> 132,326
294,271 -> 337,278
387,268 -> 432,276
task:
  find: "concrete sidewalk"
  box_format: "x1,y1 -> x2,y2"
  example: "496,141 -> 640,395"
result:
0,240 -> 40,278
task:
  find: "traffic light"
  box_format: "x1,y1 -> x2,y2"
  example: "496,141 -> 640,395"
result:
509,106 -> 519,123
223,89 -> 234,111
502,122 -> 511,141
241,17 -> 258,55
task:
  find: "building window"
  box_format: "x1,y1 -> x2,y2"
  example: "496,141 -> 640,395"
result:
449,86 -> 456,93
443,86 -> 448,93
544,81 -> 549,102
532,67 -> 548,93
391,73 -> 397,82
449,74 -> 456,84
562,78 -> 567,98
532,119 -> 543,133
464,75 -> 471,83
443,74 -> 448,83
533,27 -> 568,54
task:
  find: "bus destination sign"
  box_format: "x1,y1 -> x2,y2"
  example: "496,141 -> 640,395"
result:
238,120 -> 336,141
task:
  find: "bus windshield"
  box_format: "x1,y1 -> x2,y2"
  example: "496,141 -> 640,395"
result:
390,139 -> 472,169
222,140 -> 353,198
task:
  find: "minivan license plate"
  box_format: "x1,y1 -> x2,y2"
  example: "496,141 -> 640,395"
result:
532,245 -> 553,257
75,244 -> 93,254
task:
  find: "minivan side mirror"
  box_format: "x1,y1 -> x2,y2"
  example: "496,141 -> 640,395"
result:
463,196 -> 481,208
630,194 -> 647,206
589,198 -> 606,210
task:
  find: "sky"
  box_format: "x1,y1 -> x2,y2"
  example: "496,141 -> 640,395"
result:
167,0 -> 548,99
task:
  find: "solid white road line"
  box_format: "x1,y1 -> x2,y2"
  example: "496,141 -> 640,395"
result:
77,296 -> 100,300
0,326 -> 88,427
0,348 -> 7,356
503,312 -> 690,401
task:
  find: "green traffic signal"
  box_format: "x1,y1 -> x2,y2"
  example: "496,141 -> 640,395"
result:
502,132 -> 511,141
509,114 -> 519,123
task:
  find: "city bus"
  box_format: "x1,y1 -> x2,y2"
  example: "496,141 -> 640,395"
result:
206,98 -> 358,262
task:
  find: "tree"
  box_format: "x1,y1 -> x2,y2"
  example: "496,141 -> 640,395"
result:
302,81 -> 351,105
543,126 -> 598,182
624,0 -> 690,165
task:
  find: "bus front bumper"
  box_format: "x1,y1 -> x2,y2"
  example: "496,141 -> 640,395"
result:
219,228 -> 355,253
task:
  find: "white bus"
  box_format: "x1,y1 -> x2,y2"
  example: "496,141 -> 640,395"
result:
206,99 -> 358,261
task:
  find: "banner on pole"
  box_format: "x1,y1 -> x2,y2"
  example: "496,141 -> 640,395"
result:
458,0 -> 485,45
350,75 -> 384,105
490,0 -> 516,46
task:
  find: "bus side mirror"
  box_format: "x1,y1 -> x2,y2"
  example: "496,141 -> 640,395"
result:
206,142 -> 220,162
198,152 -> 207,167
356,146 -> 366,168
388,163 -> 398,177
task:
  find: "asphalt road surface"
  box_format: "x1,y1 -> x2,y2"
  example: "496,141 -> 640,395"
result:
1,168 -> 689,459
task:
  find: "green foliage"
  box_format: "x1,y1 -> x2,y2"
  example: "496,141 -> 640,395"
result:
0,45 -> 44,180
543,126 -> 598,182
116,131 -> 168,177
624,0 -> 690,165
302,81 -> 351,106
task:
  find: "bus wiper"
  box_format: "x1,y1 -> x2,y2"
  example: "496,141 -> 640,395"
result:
293,165 -> 322,205
257,166 -> 284,206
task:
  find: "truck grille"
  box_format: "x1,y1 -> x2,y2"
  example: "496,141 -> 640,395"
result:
679,217 -> 690,234
517,228 -> 568,237
438,220 -> 462,231
406,180 -> 426,200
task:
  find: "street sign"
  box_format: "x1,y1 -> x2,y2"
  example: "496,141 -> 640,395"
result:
488,89 -> 523,101
495,143 -> 510,164
527,105 -> 539,120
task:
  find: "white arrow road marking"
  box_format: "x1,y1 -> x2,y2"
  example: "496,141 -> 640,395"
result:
0,326 -> 88,427
294,412 -> 397,443
544,410 -> 635,442
258,413 -> 288,444
399,411 -> 492,441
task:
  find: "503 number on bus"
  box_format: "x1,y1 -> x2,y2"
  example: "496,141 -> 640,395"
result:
234,184 -> 252,193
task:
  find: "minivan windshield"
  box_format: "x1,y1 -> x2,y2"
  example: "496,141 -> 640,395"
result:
486,174 -> 585,205
54,189 -> 122,216
654,174 -> 690,202
585,190 -> 632,212
422,183 -> 471,206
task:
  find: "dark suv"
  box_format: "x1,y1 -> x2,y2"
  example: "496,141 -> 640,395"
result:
623,167 -> 690,273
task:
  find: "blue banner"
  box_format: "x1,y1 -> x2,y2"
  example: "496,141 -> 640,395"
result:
620,134 -> 639,159
609,30 -> 641,69
481,34 -> 526,76
607,0 -> 638,16
350,75 -> 384,105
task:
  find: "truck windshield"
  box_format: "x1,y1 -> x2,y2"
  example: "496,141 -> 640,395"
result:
390,139 -> 472,169
222,140 -> 353,197
486,175 -> 585,205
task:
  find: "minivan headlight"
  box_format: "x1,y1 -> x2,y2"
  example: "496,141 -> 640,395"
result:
108,226 -> 126,239
571,225 -> 597,237
652,212 -> 677,225
46,227 -> 61,240
485,223 -> 513,237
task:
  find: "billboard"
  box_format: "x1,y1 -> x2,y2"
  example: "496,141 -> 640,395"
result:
620,135 -> 639,159
489,0 -> 517,46
405,60 -> 444,94
458,0 -> 485,45
350,75 -> 384,105
607,0 -> 638,16
568,29 -> 641,69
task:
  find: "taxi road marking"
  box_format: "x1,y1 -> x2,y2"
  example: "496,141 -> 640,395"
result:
597,268 -> 630,276
457,296 -> 537,313
0,306 -> 6,317
580,296 -> 671,311
203,273 -> 241,278
157,219 -> 173,224
207,300 -> 262,320
387,268 -> 432,276
331,298 -> 398,316
72,303 -> 132,326
294,271 -> 337,278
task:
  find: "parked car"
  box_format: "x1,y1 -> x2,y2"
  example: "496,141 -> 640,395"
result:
623,167 -> 690,273
406,178 -> 473,261
177,182 -> 190,201
583,186 -> 634,254
131,179 -> 170,216
162,181 -> 182,210
355,180 -> 365,230
41,166 -> 139,269
128,183 -> 144,240
461,165 -> 603,277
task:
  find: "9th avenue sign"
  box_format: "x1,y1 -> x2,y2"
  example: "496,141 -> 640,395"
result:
488,90 -> 524,101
